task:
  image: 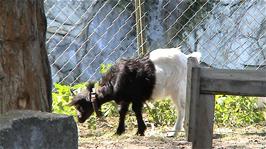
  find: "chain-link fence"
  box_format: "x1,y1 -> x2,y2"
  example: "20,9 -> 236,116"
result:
44,0 -> 266,86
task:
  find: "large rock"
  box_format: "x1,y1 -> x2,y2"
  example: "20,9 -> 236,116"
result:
0,110 -> 78,149
44,0 -> 188,84
185,0 -> 266,69
45,0 -> 266,84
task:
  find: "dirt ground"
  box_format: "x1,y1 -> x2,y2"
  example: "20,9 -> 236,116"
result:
78,119 -> 266,149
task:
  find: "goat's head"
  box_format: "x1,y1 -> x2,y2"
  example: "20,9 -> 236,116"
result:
68,82 -> 102,123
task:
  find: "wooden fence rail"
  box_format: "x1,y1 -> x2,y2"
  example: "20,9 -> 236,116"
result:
185,57 -> 266,149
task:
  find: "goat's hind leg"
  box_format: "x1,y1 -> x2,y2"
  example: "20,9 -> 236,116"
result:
167,94 -> 185,137
116,101 -> 129,135
169,106 -> 185,137
132,102 -> 146,136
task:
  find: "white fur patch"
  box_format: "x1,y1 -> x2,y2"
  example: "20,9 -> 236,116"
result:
92,88 -> 96,93
149,48 -> 201,136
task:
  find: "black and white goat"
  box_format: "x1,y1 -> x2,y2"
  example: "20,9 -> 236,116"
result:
69,48 -> 201,136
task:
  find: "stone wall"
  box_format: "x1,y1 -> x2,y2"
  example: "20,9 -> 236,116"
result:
45,0 -> 266,84
185,0 -> 266,69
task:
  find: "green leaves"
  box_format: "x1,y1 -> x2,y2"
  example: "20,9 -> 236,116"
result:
144,98 -> 177,126
215,95 -> 265,127
52,83 -> 87,116
101,101 -> 119,117
52,83 -> 77,116
100,63 -> 112,74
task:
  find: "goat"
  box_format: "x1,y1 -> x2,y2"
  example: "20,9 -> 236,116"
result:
69,48 -> 201,136
69,82 -> 99,123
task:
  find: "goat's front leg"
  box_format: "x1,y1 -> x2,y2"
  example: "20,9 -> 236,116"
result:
116,101 -> 129,135
132,102 -> 146,136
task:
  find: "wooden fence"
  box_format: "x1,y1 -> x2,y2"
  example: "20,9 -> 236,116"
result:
185,57 -> 266,149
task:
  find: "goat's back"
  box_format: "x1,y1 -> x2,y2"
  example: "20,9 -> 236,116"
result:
149,48 -> 188,100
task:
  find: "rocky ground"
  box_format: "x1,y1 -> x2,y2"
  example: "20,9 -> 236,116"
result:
77,117 -> 266,149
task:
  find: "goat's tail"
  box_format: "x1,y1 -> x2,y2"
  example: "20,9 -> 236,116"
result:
187,52 -> 201,63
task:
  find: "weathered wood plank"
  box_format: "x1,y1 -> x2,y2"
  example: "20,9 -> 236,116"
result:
192,94 -> 215,149
200,68 -> 266,81
184,58 -> 193,138
185,57 -> 200,140
185,58 -> 200,141
200,68 -> 266,97
200,79 -> 266,96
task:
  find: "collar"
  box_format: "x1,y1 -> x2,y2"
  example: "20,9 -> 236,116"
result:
87,88 -> 102,117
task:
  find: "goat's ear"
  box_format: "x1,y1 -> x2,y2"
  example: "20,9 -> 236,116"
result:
86,81 -> 95,92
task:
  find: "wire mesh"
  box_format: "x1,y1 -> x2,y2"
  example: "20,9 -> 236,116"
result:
44,0 -> 266,86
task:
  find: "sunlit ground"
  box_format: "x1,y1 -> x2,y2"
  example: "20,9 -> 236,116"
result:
77,116 -> 266,149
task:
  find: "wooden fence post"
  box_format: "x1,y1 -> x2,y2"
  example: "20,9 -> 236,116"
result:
192,94 -> 215,149
186,62 -> 266,148
185,57 -> 200,141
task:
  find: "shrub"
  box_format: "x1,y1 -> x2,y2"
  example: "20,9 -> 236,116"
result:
215,95 -> 265,127
52,83 -> 78,116
101,101 -> 119,117
144,98 -> 176,126
52,83 -> 265,129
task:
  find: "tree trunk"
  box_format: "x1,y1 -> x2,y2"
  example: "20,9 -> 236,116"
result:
0,0 -> 52,114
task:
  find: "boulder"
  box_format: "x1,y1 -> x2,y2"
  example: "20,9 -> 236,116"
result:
0,110 -> 78,149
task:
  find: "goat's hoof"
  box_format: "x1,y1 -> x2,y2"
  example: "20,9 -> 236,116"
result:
136,131 -> 145,136
164,131 -> 177,137
114,132 -> 123,136
115,132 -> 123,135
115,129 -> 125,136
166,134 -> 175,137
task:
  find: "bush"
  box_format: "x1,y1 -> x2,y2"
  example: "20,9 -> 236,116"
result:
215,95 -> 265,127
52,83 -> 78,116
101,101 -> 119,117
52,82 -> 265,129
144,98 -> 176,126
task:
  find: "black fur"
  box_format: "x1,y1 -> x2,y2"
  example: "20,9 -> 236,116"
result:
100,55 -> 156,103
69,94 -> 93,123
98,54 -> 156,135
70,54 -> 156,136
